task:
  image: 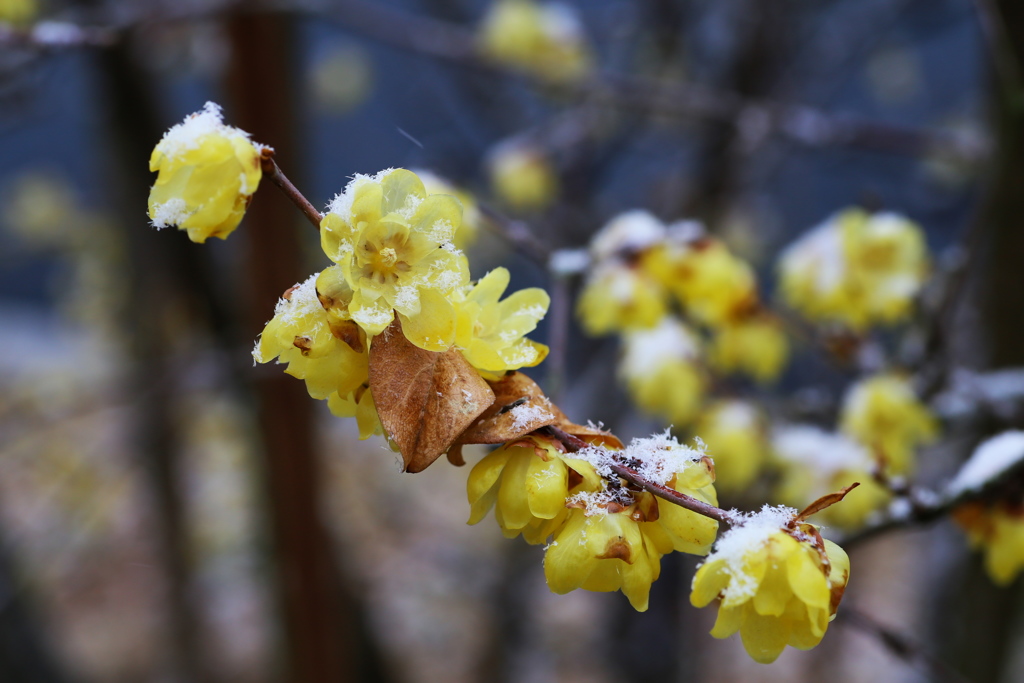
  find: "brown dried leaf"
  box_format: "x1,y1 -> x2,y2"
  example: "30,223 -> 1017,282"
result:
795,482 -> 861,521
455,372 -> 559,446
369,319 -> 495,473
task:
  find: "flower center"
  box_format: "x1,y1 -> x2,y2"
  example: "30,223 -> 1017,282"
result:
379,247 -> 398,266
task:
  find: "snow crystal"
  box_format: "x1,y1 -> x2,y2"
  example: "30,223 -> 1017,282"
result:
150,198 -> 191,228
779,217 -> 846,294
566,489 -> 619,517
426,218 -> 456,244
326,168 -> 394,219
157,102 -> 246,160
273,273 -> 325,325
509,402 -> 553,431
948,431 -> 1024,494
620,317 -> 700,379
698,504 -> 799,602
572,429 -> 706,487
713,401 -> 758,431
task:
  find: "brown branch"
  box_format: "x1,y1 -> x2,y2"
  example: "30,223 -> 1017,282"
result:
541,426 -> 738,526
259,147 -> 323,231
477,203 -> 549,266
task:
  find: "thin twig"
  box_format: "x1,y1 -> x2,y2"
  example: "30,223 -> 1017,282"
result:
260,148 -> 323,230
476,203 -> 549,266
841,606 -> 974,683
541,426 -> 737,526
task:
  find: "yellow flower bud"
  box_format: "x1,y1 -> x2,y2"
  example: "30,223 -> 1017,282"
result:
619,318 -> 706,427
954,502 -> 1024,586
478,0 -> 592,84
710,314 -> 789,383
488,143 -> 558,211
690,507 -> 850,663
694,401 -> 768,494
577,262 -> 668,335
148,102 -> 262,243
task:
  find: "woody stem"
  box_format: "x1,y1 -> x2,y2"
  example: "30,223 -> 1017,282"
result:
541,426 -> 737,526
260,147 -> 323,231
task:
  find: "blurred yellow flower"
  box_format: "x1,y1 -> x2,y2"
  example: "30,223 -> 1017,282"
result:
0,0 -> 35,24
478,0 -> 592,83
954,502 -> 1024,586
778,209 -> 929,331
694,401 -> 768,494
645,238 -> 758,328
577,262 -> 667,335
320,168 -> 470,350
710,314 -> 789,383
690,507 -> 850,663
327,385 -> 383,441
148,102 -> 262,243
771,425 -> 889,529
619,317 -> 706,426
488,143 -> 558,211
454,267 -> 549,375
414,169 -> 482,252
839,373 -> 937,475
253,272 -> 368,401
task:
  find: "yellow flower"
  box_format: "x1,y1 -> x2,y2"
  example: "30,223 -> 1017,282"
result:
577,262 -> 667,335
327,385 -> 383,441
320,168 -> 470,350
690,507 -> 850,663
253,272 -> 368,401
488,143 -> 558,211
478,0 -> 592,83
644,238 -> 758,328
694,401 -> 768,494
454,267 -> 550,375
619,317 -> 705,426
545,434 -> 719,611
778,209 -> 929,330
414,169 -> 482,252
467,435 -> 599,544
954,502 -> 1024,586
710,314 -> 789,383
771,425 -> 889,530
148,102 -> 262,243
839,373 -> 937,475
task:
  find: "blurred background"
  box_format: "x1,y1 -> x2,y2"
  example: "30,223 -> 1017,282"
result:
0,1 -> 1021,682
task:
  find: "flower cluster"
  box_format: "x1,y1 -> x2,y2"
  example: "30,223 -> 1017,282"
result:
576,211 -> 789,428
778,208 -> 929,331
148,102 -> 263,243
468,431 -> 720,611
478,0 -> 592,84
690,506 -> 851,663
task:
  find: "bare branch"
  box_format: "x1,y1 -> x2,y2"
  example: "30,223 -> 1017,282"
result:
259,148 -> 323,231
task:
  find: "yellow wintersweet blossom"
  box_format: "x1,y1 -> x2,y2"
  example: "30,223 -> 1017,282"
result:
839,373 -> 937,475
619,317 -> 706,427
253,272 -> 368,402
320,168 -> 470,350
694,401 -> 768,494
577,262 -> 667,335
148,102 -> 262,243
778,209 -> 929,331
467,435 -> 599,545
454,267 -> 549,375
545,433 -> 719,611
488,143 -> 558,211
710,314 -> 789,383
327,386 -> 383,441
954,502 -> 1024,586
414,169 -> 482,252
644,238 -> 758,328
690,506 -> 851,663
478,0 -> 592,84
771,425 -> 889,530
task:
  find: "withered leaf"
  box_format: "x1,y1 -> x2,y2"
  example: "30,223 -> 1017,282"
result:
369,319 -> 495,473
795,482 -> 861,521
454,372 -> 559,446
